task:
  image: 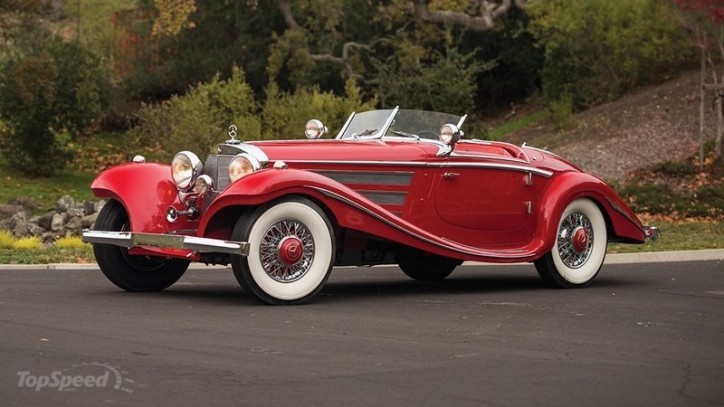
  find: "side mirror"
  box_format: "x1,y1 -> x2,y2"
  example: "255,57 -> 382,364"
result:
305,119 -> 328,139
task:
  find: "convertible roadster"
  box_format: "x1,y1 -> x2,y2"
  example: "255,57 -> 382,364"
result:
83,108 -> 659,304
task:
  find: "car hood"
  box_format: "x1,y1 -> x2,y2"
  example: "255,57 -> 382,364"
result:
247,139 -> 441,162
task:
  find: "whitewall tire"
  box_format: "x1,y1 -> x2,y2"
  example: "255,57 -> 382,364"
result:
534,198 -> 607,288
231,197 -> 335,305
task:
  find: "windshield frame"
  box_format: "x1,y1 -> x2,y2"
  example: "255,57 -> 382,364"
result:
335,108 -> 465,141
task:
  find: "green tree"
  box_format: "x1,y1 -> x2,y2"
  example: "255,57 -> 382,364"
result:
0,33 -> 108,176
528,0 -> 691,109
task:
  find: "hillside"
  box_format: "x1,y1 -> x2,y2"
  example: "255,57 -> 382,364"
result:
504,66 -> 719,183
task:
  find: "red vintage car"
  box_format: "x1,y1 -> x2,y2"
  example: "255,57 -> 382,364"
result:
83,108 -> 658,304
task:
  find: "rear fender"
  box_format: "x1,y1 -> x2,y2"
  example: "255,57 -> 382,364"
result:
535,172 -> 646,253
90,163 -> 196,234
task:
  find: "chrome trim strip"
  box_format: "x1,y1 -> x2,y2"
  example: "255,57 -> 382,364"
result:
82,230 -> 250,256
456,114 -> 468,129
451,150 -> 528,163
310,186 -> 525,259
287,159 -> 553,177
445,161 -> 551,176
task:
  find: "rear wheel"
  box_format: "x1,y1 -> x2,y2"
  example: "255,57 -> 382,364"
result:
231,197 -> 335,305
534,199 -> 607,288
92,200 -> 189,292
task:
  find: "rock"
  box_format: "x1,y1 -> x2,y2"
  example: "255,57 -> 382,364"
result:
67,207 -> 84,218
54,195 -> 76,213
36,212 -> 55,231
83,200 -> 95,216
81,213 -> 98,229
12,213 -> 31,237
3,211 -> 27,231
0,204 -> 25,219
42,232 -> 56,244
0,198 -> 106,238
30,224 -> 46,237
50,213 -> 68,232
64,216 -> 83,233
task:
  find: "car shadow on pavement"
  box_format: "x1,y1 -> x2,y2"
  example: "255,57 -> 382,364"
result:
83,268 -> 647,306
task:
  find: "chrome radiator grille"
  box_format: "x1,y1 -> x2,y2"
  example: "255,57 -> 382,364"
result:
216,155 -> 233,190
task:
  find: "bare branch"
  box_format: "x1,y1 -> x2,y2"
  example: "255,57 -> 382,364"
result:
412,0 -> 526,32
275,0 -> 299,30
309,42 -> 372,81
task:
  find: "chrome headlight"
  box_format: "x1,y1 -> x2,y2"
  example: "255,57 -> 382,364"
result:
194,174 -> 214,197
171,151 -> 202,191
305,119 -> 327,139
440,124 -> 460,145
228,153 -> 261,183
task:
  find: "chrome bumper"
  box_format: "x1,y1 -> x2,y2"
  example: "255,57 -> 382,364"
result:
82,230 -> 250,256
644,226 -> 660,240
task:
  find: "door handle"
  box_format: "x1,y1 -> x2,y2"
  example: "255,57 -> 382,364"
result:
443,172 -> 460,180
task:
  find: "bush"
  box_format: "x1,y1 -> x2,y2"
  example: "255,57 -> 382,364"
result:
528,0 -> 691,109
0,34 -> 108,176
547,93 -> 576,132
262,79 -> 377,139
132,66 -> 261,156
55,236 -> 88,249
617,182 -> 723,218
372,44 -> 490,114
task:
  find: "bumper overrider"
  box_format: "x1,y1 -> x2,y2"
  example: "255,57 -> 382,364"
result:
81,230 -> 250,256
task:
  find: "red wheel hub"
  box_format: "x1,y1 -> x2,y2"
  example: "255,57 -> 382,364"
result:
278,236 -> 304,266
571,227 -> 590,254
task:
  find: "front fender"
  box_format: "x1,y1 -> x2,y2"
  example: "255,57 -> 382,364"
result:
90,163 -> 195,233
535,172 -> 646,253
199,168 -> 367,237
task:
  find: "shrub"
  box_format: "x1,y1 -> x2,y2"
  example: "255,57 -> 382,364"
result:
372,44 -> 490,114
547,93 -> 576,132
55,236 -> 88,249
132,66 -> 261,156
0,230 -> 14,249
262,79 -> 377,139
12,236 -> 42,250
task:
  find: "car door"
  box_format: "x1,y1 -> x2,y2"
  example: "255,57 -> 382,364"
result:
432,147 -> 543,245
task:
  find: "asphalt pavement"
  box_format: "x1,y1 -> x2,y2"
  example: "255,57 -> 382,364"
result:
0,251 -> 722,406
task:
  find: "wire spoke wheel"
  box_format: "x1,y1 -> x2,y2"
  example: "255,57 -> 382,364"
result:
231,197 -> 335,305
259,220 -> 315,283
535,199 -> 607,288
556,212 -> 594,269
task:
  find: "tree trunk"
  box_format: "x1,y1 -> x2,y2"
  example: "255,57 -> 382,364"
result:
699,50 -> 705,167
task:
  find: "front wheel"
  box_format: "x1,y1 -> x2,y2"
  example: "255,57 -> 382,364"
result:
534,199 -> 607,288
92,200 -> 189,292
231,197 -> 335,305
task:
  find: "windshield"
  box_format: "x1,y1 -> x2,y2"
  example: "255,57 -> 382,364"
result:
337,109 -> 463,140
